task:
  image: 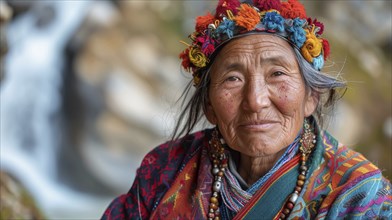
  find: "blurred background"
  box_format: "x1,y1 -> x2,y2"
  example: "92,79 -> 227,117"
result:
0,0 -> 391,219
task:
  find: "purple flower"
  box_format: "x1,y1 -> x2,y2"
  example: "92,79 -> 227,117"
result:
262,11 -> 285,32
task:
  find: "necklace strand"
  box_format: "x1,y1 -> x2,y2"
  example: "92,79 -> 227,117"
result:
208,121 -> 316,220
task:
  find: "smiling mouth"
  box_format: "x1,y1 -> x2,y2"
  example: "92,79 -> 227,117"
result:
239,121 -> 279,131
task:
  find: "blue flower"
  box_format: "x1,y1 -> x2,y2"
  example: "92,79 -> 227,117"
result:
312,54 -> 324,70
215,18 -> 236,39
286,18 -> 306,48
262,11 -> 285,32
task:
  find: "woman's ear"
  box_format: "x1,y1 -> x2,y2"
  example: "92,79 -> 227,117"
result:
204,99 -> 218,125
304,90 -> 319,117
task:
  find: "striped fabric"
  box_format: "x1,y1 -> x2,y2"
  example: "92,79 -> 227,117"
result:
102,128 -> 392,219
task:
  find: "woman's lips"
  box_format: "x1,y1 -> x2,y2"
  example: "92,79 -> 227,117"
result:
239,120 -> 279,131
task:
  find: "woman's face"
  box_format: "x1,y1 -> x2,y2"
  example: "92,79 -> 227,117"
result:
206,34 -> 317,157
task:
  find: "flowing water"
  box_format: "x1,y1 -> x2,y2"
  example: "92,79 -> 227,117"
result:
0,1 -> 110,218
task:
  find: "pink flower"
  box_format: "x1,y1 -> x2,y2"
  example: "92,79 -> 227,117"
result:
196,35 -> 216,56
307,18 -> 324,35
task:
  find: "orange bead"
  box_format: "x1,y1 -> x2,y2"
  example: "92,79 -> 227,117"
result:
297,180 -> 305,186
210,197 -> 218,204
298,174 -> 306,180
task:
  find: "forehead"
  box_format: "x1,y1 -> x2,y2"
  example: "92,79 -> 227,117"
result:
212,34 -> 297,65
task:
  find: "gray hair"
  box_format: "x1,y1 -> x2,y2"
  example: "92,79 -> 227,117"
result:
171,47 -> 346,140
294,49 -> 346,127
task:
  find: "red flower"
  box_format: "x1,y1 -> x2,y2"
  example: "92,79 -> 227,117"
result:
179,48 -> 193,70
195,12 -> 216,33
253,0 -> 282,11
321,38 -> 330,60
280,0 -> 307,19
215,0 -> 241,17
307,17 -> 324,35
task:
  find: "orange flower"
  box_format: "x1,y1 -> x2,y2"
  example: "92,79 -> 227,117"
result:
301,29 -> 322,63
235,4 -> 260,31
280,0 -> 306,19
195,12 -> 216,33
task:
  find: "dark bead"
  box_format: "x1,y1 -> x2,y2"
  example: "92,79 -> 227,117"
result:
286,202 -> 294,210
300,165 -> 307,171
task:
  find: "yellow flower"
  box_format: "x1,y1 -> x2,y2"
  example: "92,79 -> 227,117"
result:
193,74 -> 201,86
301,29 -> 322,63
189,47 -> 208,68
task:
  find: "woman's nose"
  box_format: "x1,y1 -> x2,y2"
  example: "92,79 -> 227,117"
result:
242,79 -> 271,112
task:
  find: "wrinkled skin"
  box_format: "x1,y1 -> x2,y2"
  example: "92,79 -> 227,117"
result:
205,35 -> 318,184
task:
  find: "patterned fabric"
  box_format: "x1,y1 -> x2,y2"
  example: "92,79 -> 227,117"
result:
290,131 -> 392,219
102,128 -> 392,219
220,134 -> 300,214
234,155 -> 301,219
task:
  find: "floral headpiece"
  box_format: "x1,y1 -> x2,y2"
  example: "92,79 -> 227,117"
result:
179,0 -> 330,85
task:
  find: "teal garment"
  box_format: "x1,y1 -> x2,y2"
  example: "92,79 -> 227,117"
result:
238,131 -> 391,219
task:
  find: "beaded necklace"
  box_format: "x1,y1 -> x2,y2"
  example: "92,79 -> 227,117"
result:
208,121 -> 316,220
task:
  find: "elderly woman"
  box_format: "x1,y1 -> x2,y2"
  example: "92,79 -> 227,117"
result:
102,0 -> 391,219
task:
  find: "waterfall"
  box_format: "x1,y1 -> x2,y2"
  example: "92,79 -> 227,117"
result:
1,1 -> 109,218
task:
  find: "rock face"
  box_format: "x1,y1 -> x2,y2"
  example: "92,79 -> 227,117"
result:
0,171 -> 45,220
0,1 -> 12,82
1,1 -> 391,219
61,1 -> 190,195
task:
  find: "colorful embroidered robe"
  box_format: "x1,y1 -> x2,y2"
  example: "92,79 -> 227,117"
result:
102,129 -> 392,219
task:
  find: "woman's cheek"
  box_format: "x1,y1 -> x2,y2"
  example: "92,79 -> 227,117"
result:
216,91 -> 237,120
274,83 -> 301,115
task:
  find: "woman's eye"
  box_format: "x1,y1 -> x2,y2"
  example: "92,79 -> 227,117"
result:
225,76 -> 240,82
272,71 -> 285,77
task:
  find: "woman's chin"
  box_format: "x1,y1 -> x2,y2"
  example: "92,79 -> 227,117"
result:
232,136 -> 286,157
